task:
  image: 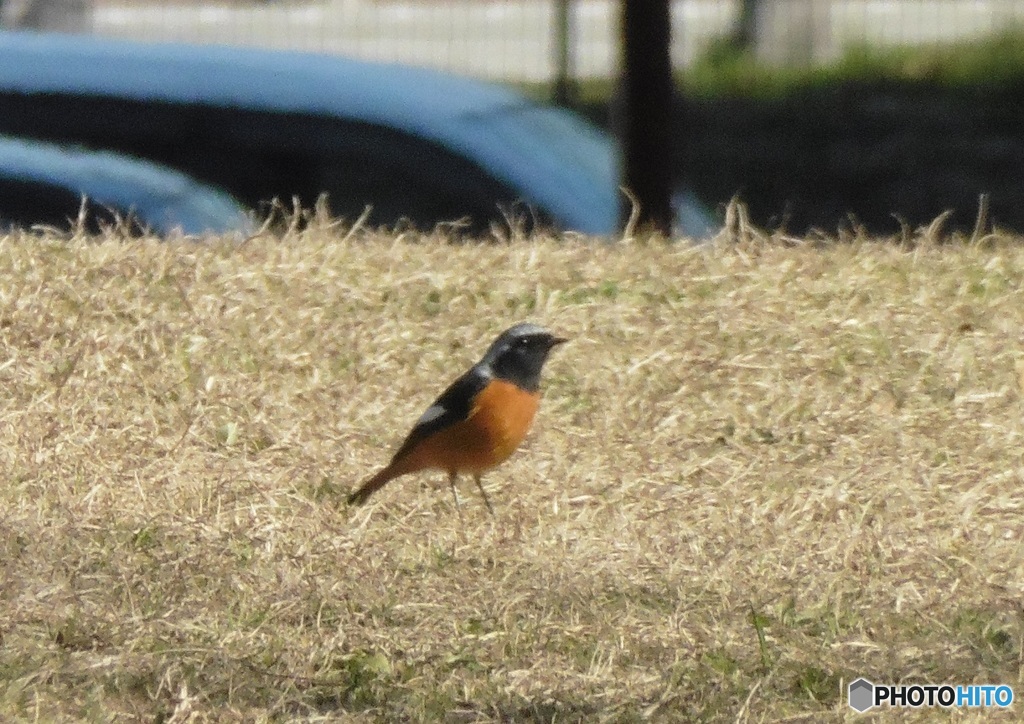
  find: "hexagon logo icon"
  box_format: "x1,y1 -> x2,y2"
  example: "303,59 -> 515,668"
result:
848,678 -> 874,712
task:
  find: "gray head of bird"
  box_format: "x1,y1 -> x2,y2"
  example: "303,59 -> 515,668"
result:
482,323 -> 568,392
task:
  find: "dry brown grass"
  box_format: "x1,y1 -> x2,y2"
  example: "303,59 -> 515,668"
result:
1,220 -> 1022,722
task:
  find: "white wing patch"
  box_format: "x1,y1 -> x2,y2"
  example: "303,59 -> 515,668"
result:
416,404 -> 447,427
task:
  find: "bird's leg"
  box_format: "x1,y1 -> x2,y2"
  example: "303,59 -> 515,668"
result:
448,471 -> 465,527
474,474 -> 495,516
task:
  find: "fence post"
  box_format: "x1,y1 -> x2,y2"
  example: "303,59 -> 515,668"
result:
552,0 -> 576,106
619,0 -> 673,236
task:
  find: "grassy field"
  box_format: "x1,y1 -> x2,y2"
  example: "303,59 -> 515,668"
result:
1,220 -> 1022,721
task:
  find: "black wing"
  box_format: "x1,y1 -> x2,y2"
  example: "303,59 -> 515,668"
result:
389,365 -> 490,463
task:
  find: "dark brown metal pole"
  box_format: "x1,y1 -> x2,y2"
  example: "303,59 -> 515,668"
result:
733,0 -> 759,50
553,0 -> 576,106
619,0 -> 673,235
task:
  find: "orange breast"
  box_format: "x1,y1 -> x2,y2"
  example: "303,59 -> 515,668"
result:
406,379 -> 540,474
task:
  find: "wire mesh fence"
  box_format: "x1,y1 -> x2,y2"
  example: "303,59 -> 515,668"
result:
4,1 -> 1021,85
88,0 -> 631,83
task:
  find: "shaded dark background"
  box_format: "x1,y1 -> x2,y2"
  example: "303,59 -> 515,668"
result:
578,79 -> 1024,236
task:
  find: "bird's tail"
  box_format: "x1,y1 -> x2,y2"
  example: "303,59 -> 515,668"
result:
349,445 -> 432,506
347,467 -> 392,505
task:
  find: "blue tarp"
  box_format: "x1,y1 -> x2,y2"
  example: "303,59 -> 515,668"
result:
0,32 -> 714,236
0,134 -> 249,234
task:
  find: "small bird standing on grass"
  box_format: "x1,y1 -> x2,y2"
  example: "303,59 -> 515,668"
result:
347,323 -> 567,514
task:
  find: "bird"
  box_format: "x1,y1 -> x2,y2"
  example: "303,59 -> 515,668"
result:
347,322 -> 567,514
